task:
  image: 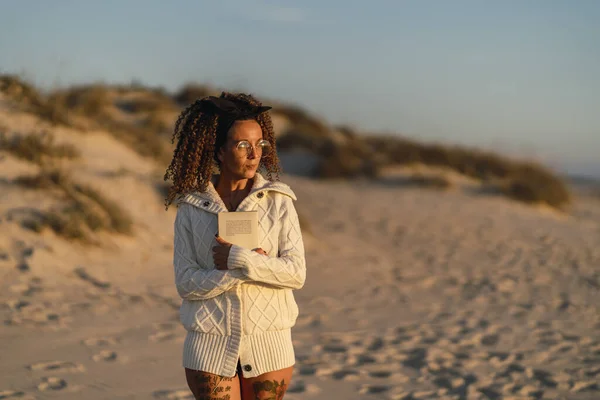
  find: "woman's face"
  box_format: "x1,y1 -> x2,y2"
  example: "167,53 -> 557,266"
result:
218,119 -> 264,180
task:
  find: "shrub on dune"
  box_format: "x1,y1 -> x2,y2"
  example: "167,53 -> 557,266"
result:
0,129 -> 80,164
503,164 -> 571,209
14,169 -> 133,242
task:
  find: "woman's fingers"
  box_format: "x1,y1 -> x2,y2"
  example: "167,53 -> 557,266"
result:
213,239 -> 267,270
213,242 -> 231,270
253,248 -> 268,256
215,235 -> 231,246
214,256 -> 227,270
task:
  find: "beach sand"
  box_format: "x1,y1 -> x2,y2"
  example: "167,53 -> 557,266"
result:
1,104 -> 600,399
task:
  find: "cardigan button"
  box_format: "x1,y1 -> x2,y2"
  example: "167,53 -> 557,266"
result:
243,364 -> 252,372
203,201 -> 210,207
257,192 -> 264,198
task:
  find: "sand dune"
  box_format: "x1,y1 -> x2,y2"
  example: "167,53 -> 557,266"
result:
1,98 -> 600,399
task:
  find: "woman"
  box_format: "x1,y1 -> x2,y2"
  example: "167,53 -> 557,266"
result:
164,92 -> 306,400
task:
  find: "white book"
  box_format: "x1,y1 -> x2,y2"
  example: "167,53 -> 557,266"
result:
218,211 -> 259,250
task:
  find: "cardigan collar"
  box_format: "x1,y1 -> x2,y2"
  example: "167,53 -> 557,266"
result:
178,172 -> 296,214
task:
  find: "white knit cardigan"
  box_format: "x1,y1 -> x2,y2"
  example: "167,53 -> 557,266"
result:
173,173 -> 306,378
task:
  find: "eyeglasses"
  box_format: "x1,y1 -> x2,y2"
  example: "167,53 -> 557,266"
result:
232,139 -> 272,158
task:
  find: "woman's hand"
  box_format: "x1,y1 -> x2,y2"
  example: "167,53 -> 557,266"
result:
213,235 -> 269,270
253,248 -> 268,256
213,235 -> 232,270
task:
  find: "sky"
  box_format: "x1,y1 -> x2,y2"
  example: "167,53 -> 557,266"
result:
1,0 -> 599,177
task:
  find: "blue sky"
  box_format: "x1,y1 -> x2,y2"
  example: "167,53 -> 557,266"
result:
1,0 -> 599,177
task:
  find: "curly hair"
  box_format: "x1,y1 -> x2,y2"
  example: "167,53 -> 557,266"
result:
163,91 -> 281,209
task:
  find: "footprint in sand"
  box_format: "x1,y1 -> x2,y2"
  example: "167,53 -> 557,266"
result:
358,384 -> 392,395
368,369 -> 393,379
92,350 -> 118,362
152,322 -> 179,331
288,380 -> 321,396
149,322 -> 183,343
149,331 -> 177,343
321,343 -> 348,354
152,389 -> 194,399
28,360 -> 85,374
82,336 -> 119,347
0,390 -> 35,399
316,367 -> 362,381
294,314 -> 324,328
37,377 -> 67,391
347,353 -> 378,367
297,364 -> 318,376
73,267 -> 111,289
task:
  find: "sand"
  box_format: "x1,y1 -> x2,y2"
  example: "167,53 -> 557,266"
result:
1,102 -> 600,399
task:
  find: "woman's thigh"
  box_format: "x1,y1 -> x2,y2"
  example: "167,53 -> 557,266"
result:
240,365 -> 294,400
185,368 -> 241,400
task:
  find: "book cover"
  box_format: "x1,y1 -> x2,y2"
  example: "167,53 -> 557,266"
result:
217,211 -> 259,250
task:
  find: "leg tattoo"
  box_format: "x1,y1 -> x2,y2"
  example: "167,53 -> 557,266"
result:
187,372 -> 236,400
252,379 -> 287,400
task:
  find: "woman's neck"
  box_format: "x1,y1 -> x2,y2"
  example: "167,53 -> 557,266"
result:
215,172 -> 253,196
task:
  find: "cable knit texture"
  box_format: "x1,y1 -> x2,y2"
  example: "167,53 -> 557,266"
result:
173,173 -> 306,378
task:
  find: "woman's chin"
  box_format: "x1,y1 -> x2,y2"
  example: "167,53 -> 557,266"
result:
225,167 -> 257,180
242,169 -> 257,179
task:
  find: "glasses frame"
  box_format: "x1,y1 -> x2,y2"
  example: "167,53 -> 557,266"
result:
231,139 -> 272,158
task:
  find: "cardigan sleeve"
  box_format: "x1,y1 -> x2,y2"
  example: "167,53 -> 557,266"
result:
227,196 -> 306,290
174,203 -> 246,300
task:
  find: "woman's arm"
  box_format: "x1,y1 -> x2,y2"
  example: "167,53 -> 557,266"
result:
174,204 -> 246,300
227,196 -> 306,290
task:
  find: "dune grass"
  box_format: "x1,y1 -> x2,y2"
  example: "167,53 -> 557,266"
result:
405,174 -> 453,190
365,135 -> 571,209
48,84 -> 110,120
0,75 -> 71,126
173,83 -> 213,106
276,104 -> 330,138
3,75 -> 572,210
14,169 -> 133,242
277,131 -> 570,208
501,165 -> 571,209
0,128 -> 80,164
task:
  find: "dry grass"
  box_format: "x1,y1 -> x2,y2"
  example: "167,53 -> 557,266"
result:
0,128 -> 80,164
50,85 -> 172,162
316,140 -> 380,179
142,112 -> 173,138
110,121 -> 172,163
281,132 -> 570,209
405,174 -> 453,190
3,77 -> 572,210
0,75 -> 71,126
365,135 -> 523,180
14,169 -> 133,242
276,130 -> 324,153
117,95 -> 178,114
501,165 -> 571,209
48,85 -> 110,119
173,83 -> 213,106
276,104 -> 330,138
13,83 -> 173,163
363,135 -> 571,209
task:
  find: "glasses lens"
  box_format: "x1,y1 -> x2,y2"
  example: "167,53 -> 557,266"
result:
235,141 -> 250,155
258,140 -> 271,156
